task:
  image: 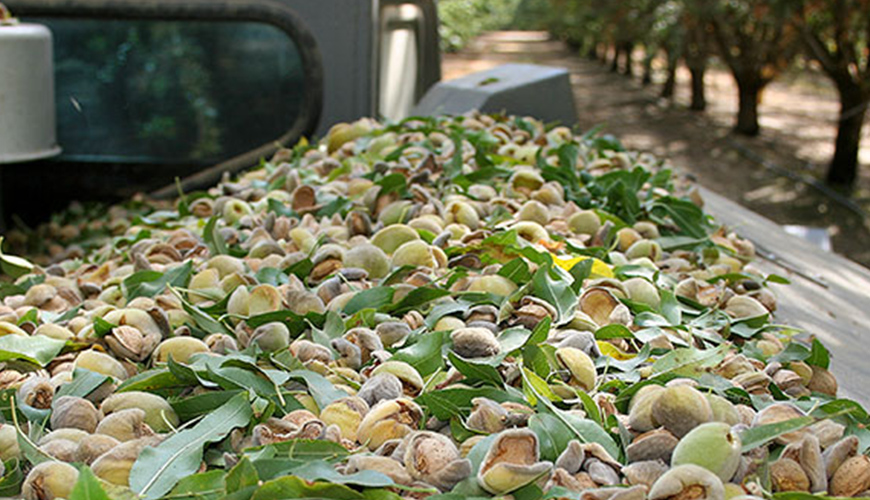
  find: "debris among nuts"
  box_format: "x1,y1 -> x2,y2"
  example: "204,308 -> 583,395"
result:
0,112 -> 867,500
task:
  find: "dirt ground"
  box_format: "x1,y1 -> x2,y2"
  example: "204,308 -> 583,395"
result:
442,31 -> 870,267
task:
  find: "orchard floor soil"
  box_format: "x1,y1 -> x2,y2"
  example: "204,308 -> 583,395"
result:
442,31 -> 870,268
443,31 -> 870,404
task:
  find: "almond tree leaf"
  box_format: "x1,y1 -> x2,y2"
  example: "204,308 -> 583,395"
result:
806,338 -> 830,369
285,370 -> 350,409
171,390 -> 244,421
123,261 -> 192,300
448,352 -> 503,387
0,458 -> 24,497
252,476 -> 364,500
226,456 -> 259,493
172,287 -> 234,336
344,287 -> 395,315
166,470 -> 225,500
244,439 -> 350,463
659,289 -> 682,326
0,335 -> 66,367
530,265 -> 578,323
651,344 -> 729,379
289,460 -> 394,488
0,237 -> 35,279
416,387 -> 525,421
129,392 -> 253,499
56,368 -> 110,399
392,330 -> 447,377
529,413 -> 570,462
594,324 -> 635,340
739,416 -> 815,453
203,216 -> 228,256
68,466 -> 111,500
385,287 -> 452,315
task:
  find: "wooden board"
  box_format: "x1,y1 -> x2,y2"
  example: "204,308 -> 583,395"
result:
701,188 -> 870,405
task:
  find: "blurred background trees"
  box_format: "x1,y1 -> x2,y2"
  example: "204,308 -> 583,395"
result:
439,0 -> 870,191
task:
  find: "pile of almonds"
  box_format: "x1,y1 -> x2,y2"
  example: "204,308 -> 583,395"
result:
0,112 -> 867,500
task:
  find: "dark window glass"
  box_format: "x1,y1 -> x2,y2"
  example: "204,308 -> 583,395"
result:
30,18 -> 306,165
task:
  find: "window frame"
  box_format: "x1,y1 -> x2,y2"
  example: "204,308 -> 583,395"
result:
6,0 -> 324,196
376,0 -> 441,111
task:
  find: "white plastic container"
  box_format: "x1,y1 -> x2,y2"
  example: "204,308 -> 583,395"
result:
0,21 -> 61,163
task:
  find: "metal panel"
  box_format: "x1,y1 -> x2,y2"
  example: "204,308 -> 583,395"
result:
288,0 -> 374,136
414,63 -> 579,127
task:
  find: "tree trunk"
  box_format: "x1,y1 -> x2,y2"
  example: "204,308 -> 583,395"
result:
734,76 -> 762,136
586,44 -> 598,60
611,45 -> 621,72
689,63 -> 706,111
661,53 -> 678,99
621,42 -> 634,76
642,51 -> 654,86
826,84 -> 868,188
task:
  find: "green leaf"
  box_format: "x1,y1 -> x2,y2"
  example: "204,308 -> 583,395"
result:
173,288 -> 234,336
0,237 -> 35,278
167,470 -> 225,500
416,387 -> 525,421
529,413 -> 571,462
123,261 -> 192,299
392,331 -> 447,377
284,258 -> 313,280
649,197 -> 711,239
343,287 -> 395,315
568,259 -> 593,293
530,265 -> 578,323
290,460 -> 394,488
171,390 -> 243,421
255,267 -> 289,286
56,369 -> 110,399
739,415 -> 816,452
226,456 -> 259,493
129,392 -> 253,499
498,258 -> 533,284
252,476 -> 364,500
69,466 -> 112,500
771,342 -> 811,364
651,344 -> 729,379
92,317 -> 116,338
659,290 -> 682,326
0,335 -> 66,367
447,352 -> 503,386
245,439 -> 350,463
116,369 -> 187,394
0,458 -> 23,497
285,370 -> 349,409
317,197 -> 351,218
11,398 -> 53,465
765,274 -> 791,285
528,316 -> 552,346
806,338 -> 830,369
374,173 -> 407,197
386,287 -> 452,315
522,367 -> 560,406
556,408 -> 621,460
203,216 -> 228,256
594,324 -> 635,340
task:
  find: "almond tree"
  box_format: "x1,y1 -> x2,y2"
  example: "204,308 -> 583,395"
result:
703,0 -> 800,135
798,0 -> 870,188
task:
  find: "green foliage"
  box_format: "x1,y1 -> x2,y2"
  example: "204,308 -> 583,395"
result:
438,0 -> 527,51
